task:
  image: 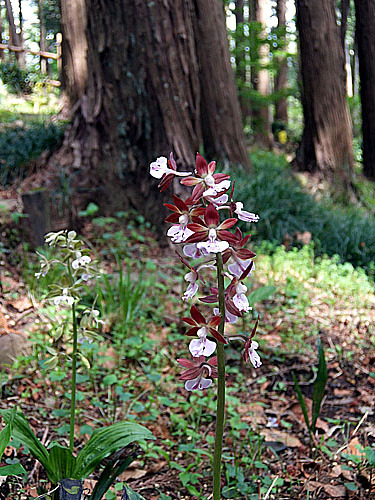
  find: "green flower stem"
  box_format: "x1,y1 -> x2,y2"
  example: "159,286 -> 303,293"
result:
68,264 -> 78,453
213,252 -> 226,500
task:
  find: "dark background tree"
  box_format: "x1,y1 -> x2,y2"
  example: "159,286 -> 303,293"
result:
274,0 -> 288,125
57,0 -> 250,226
295,0 -> 353,188
354,0 -> 375,180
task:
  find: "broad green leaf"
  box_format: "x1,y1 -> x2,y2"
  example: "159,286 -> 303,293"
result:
0,410 -> 52,477
292,372 -> 311,434
0,463 -> 27,476
311,339 -> 328,433
122,484 -> 147,500
73,422 -> 154,479
365,446 -> 375,466
90,448 -> 136,500
0,424 -> 11,459
48,446 -> 76,482
248,285 -> 276,305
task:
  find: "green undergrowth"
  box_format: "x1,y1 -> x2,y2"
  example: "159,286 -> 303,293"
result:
231,151 -> 375,276
0,118 -> 66,185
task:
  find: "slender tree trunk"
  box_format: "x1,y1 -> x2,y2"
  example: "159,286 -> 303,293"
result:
235,0 -> 251,122
295,0 -> 353,188
4,0 -> 23,65
274,0 -> 288,124
250,0 -> 273,148
53,0 -> 250,227
194,0 -> 250,167
354,0 -> 375,180
17,0 -> 25,66
38,0 -> 48,74
0,3 -> 4,61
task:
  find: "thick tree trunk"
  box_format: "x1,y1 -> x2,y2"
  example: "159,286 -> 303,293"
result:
250,0 -> 273,148
295,0 -> 353,187
354,0 -> 375,180
194,0 -> 250,167
55,0 -> 250,227
274,0 -> 288,124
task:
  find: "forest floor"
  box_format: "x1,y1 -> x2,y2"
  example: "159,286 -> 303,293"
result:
0,200 -> 374,500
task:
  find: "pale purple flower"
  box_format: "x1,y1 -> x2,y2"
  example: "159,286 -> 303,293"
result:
72,252 -> 91,270
183,243 -> 202,259
234,202 -> 260,223
189,326 -> 217,357
177,355 -> 218,391
228,259 -> 253,278
167,225 -> 194,243
196,228 -> 229,254
244,340 -> 262,368
53,288 -> 74,306
182,271 -> 199,301
203,179 -> 231,197
233,282 -> 251,313
150,156 -> 190,179
205,194 -> 229,206
213,307 -> 238,324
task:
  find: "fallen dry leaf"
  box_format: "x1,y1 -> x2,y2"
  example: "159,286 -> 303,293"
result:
260,428 -> 302,448
324,483 -> 346,497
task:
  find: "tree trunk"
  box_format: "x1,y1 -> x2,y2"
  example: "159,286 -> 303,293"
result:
235,0 -> 251,122
38,0 -> 48,74
59,0 -> 87,107
295,0 -> 353,187
194,0 -> 250,167
274,0 -> 288,124
354,0 -> 375,180
0,3 -> 4,61
54,0 -> 250,227
4,0 -> 23,65
250,0 -> 273,148
18,0 -> 25,66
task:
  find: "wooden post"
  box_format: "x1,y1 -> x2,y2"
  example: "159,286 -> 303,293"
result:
56,32 -> 62,76
21,189 -> 51,247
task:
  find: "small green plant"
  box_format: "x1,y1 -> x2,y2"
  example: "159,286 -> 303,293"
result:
293,339 -> 328,444
0,230 -> 154,499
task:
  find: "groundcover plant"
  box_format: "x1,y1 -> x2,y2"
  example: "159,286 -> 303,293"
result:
150,152 -> 262,500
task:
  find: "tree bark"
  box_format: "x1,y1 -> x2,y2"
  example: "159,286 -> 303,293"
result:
250,0 -> 273,148
4,0 -> 24,65
194,0 -> 250,167
274,0 -> 288,124
234,0 -> 251,122
354,0 -> 375,180
295,0 -> 353,187
54,0 -> 250,227
38,0 -> 48,74
59,0 -> 87,107
0,3 -> 4,61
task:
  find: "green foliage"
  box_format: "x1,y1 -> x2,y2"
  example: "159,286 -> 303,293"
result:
0,62 -> 39,95
232,152 -> 375,274
293,339 -> 328,440
1,409 -> 154,483
0,120 -> 65,185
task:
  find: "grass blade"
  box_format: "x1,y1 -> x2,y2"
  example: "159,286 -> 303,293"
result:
311,339 -> 328,433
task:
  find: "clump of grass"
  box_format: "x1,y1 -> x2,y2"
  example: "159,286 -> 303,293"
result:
231,151 -> 375,275
0,120 -> 66,185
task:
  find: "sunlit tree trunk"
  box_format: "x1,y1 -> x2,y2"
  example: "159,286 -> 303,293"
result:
57,0 -> 250,226
295,0 -> 353,188
4,0 -> 24,66
38,0 -> 48,74
250,0 -> 273,148
274,0 -> 288,124
354,0 -> 375,180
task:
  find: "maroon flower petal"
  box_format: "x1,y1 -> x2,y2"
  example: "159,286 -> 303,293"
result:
173,194 -> 188,212
187,223 -> 207,232
185,232 -> 207,244
179,367 -> 201,380
208,161 -> 216,174
209,315 -> 222,328
239,261 -> 254,281
204,203 -> 220,227
185,326 -> 200,337
191,183 -> 205,202
158,173 -> 174,192
236,249 -> 256,259
190,305 -> 206,325
217,230 -> 238,244
195,153 -> 208,176
213,173 -> 231,182
180,176 -> 201,186
218,218 -> 237,230
208,327 -> 227,344
199,295 -> 218,304
177,358 -> 195,369
165,214 -> 180,223
181,317 -> 198,326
